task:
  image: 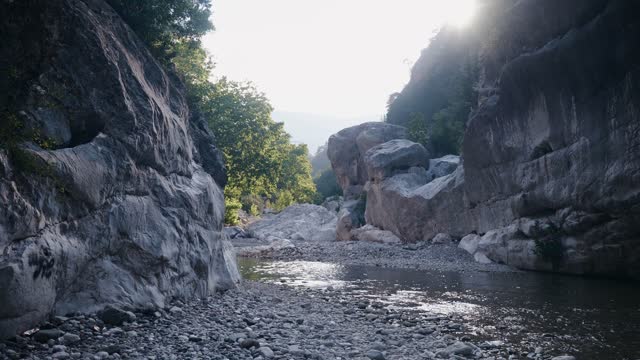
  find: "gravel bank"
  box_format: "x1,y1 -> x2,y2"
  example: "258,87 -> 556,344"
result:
235,239 -> 517,273
1,282 -> 567,360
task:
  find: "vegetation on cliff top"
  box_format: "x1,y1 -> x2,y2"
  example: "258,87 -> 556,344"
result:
386,29 -> 479,157
108,0 -> 317,224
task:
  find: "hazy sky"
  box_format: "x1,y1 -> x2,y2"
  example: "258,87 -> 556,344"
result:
202,0 -> 476,119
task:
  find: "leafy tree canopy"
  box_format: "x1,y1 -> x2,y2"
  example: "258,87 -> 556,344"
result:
106,0 -> 213,55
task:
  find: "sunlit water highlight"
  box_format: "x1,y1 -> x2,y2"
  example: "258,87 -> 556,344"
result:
239,258 -> 640,359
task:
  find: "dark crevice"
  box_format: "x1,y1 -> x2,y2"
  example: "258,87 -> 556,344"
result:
529,141 -> 553,160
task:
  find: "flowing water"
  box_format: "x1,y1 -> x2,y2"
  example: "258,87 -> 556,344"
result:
239,258 -> 640,359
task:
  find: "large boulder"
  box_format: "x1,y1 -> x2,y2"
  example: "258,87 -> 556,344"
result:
365,167 -> 476,242
327,122 -> 406,198
0,0 -> 239,338
364,139 -> 429,181
425,155 -> 459,182
247,204 -> 337,242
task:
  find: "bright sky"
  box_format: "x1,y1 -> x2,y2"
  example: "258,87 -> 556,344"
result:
202,0 -> 476,119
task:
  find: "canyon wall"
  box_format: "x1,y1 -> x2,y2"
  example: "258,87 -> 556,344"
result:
0,0 -> 239,338
329,0 -> 640,277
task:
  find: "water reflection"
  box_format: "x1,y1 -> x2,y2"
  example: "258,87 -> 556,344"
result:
238,258 -> 640,359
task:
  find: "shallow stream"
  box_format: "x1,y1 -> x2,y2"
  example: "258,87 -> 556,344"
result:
239,258 -> 640,359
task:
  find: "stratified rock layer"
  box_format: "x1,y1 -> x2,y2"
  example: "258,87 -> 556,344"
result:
0,0 -> 238,338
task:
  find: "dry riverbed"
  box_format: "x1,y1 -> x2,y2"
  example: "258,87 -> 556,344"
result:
234,238 -> 516,273
0,281 -> 575,360
3,240 -> 614,360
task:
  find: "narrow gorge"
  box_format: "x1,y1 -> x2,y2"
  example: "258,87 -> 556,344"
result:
1,0 -> 639,359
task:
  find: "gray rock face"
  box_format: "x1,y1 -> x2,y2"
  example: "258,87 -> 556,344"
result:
0,0 -> 239,338
336,198 -> 365,241
329,0 -> 640,277
351,225 -> 401,244
458,234 -> 481,255
461,0 -> 640,276
321,195 -> 343,213
224,226 -> 248,239
327,122 -> 407,198
365,167 -> 475,242
425,155 -> 459,182
364,139 -> 429,182
247,204 -> 337,242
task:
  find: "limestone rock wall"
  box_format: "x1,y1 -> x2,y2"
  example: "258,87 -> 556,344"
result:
328,0 -> 640,277
0,0 -> 239,338
463,0 -> 640,275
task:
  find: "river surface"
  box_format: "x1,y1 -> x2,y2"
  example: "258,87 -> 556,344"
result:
239,258 -> 640,359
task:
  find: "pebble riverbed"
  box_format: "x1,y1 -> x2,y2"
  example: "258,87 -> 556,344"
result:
0,280 -> 577,360
234,239 -> 516,273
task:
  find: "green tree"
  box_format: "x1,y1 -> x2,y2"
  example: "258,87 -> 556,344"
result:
407,112 -> 428,149
106,0 -> 213,59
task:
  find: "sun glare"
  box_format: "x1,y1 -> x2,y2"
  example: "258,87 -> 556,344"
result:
445,0 -> 477,28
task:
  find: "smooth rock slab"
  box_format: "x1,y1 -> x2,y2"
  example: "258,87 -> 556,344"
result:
247,204 -> 337,242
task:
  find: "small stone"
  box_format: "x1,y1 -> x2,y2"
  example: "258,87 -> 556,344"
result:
258,346 -> 274,358
431,233 -> 452,244
436,341 -> 473,357
52,352 -> 70,359
169,306 -> 183,314
95,351 -> 110,359
60,333 -> 81,345
52,345 -> 67,353
188,335 -> 203,342
551,356 -> 576,360
33,329 -> 65,343
239,338 -> 260,349
105,327 -> 124,336
102,344 -> 122,354
97,306 -> 136,326
288,345 -> 304,355
366,349 -> 386,360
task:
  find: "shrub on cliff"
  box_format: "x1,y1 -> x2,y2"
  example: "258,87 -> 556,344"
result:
313,168 -> 342,204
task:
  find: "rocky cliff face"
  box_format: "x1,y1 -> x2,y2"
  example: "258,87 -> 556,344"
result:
0,0 -> 239,338
329,0 -> 640,277
464,0 -> 640,276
